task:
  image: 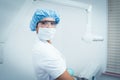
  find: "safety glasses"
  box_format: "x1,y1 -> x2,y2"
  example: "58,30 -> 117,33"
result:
39,20 -> 57,25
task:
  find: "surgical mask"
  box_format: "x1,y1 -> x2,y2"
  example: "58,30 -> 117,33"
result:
37,28 -> 56,41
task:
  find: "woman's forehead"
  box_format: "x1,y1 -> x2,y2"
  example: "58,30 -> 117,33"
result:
41,17 -> 55,21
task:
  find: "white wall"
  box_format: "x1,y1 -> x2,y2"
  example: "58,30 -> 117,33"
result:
0,0 -> 25,41
0,0 -> 107,80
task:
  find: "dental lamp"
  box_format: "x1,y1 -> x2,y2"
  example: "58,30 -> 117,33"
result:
34,0 -> 104,43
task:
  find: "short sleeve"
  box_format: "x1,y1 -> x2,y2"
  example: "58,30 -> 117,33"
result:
41,55 -> 66,79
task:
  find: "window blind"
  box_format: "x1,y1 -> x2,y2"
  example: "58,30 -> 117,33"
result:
107,0 -> 120,75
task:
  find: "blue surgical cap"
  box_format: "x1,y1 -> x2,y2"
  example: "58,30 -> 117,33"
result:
30,9 -> 60,31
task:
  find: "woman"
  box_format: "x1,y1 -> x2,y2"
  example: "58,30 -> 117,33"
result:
30,9 -> 74,80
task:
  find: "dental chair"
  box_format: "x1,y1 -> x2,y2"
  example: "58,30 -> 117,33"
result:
79,62 -> 101,80
73,76 -> 88,80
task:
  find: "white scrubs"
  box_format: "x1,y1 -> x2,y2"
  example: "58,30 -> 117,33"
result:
32,38 -> 66,80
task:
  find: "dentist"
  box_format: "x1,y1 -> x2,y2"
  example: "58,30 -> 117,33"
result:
30,9 -> 74,80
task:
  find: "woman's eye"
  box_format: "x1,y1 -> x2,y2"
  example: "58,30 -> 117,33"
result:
41,22 -> 46,24
51,22 -> 56,25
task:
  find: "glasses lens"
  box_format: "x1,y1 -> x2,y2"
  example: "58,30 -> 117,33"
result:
40,21 -> 56,25
50,21 -> 56,25
40,21 -> 47,25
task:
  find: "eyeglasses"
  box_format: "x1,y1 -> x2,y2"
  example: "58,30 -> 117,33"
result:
39,20 -> 57,26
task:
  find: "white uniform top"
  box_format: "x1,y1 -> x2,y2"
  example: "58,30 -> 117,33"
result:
32,38 -> 66,80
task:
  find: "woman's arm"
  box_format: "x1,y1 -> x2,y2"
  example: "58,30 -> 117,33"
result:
56,70 -> 74,80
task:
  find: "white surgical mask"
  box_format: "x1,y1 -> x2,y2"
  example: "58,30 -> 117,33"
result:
37,28 -> 56,41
